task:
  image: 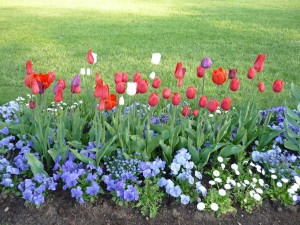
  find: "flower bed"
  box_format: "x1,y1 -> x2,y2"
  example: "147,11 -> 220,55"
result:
0,52 -> 299,219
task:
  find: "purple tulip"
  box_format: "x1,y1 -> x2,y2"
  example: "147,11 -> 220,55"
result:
71,75 -> 81,87
201,57 -> 212,69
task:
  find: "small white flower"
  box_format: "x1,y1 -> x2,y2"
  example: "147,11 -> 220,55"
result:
249,169 -> 253,175
226,177 -> 231,184
292,195 -> 297,202
149,71 -> 156,79
281,178 -> 289,183
209,114 -> 214,118
254,140 -> 259,145
213,170 -> 220,177
253,193 -> 261,201
255,188 -> 263,194
271,175 -> 277,180
195,171 -> 202,180
217,156 -> 223,163
220,163 -> 225,170
235,170 -> 240,176
210,203 -> 219,211
151,53 -> 161,65
126,82 -> 137,96
197,202 -> 205,211
261,169 -> 265,175
255,164 -> 261,170
294,176 -> 300,185
250,162 -> 255,167
216,109 -> 221,114
243,160 -> 248,165
218,189 -> 226,196
269,168 -> 276,174
236,182 -> 241,188
252,178 -> 258,183
291,184 -> 299,192
119,96 -> 125,106
214,178 -> 222,183
243,180 -> 250,185
250,190 -> 254,197
287,189 -> 295,194
209,180 -> 216,185
231,164 -> 238,171
230,180 -> 236,187
78,100 -> 83,104
276,182 -> 283,188
224,184 -> 232,190
86,68 -> 91,75
80,68 -> 85,75
258,179 -> 264,186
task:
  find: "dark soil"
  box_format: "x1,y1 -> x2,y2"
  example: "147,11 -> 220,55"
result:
0,191 -> 299,225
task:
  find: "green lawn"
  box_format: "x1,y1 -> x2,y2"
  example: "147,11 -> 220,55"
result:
0,0 -> 299,109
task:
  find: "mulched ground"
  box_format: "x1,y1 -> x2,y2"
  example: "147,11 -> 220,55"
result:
1,190 -> 299,225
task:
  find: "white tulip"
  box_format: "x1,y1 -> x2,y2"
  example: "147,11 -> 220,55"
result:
86,68 -> 91,76
126,82 -> 137,96
149,71 -> 156,79
92,53 -> 97,64
80,68 -> 85,75
119,96 -> 125,105
151,53 -> 161,65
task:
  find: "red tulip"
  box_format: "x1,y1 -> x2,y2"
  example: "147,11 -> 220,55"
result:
152,77 -> 161,89
207,99 -> 219,113
31,79 -> 39,94
221,97 -> 232,111
98,94 -> 117,110
186,86 -> 196,99
162,88 -> 171,99
212,67 -> 227,85
48,72 -> 56,83
229,78 -> 240,92
137,80 -> 148,94
116,82 -> 126,94
172,92 -> 181,105
122,73 -> 128,83
114,73 -> 123,83
148,93 -> 159,107
258,81 -> 265,92
29,100 -> 36,109
87,50 -> 94,64
228,69 -> 237,79
26,60 -> 34,75
247,67 -> 256,79
133,72 -> 142,83
272,80 -> 284,93
174,62 -> 184,79
58,79 -> 66,89
182,105 -> 190,116
198,96 -> 208,108
197,66 -> 206,78
94,78 -> 109,99
192,109 -> 199,116
24,73 -> 52,94
54,83 -> 64,103
254,54 -> 266,72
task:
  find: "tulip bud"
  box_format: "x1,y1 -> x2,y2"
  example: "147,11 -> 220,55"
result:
87,50 -> 95,64
229,78 -> 240,92
116,82 -> 126,94
254,54 -> 266,72
258,81 -> 265,92
29,100 -> 36,109
192,109 -> 199,117
133,72 -> 142,83
198,96 -> 208,108
26,60 -> 34,75
31,79 -> 40,94
272,80 -> 284,93
172,92 -> 181,105
152,77 -> 161,89
247,67 -> 256,79
201,57 -> 212,69
148,93 -> 159,107
207,99 -> 219,113
228,69 -> 237,79
58,79 -> 66,89
48,72 -> 56,83
126,82 -> 137,96
149,71 -> 156,80
122,73 -> 128,83
151,53 -> 161,65
221,97 -> 232,111
197,66 -> 206,78
182,105 -> 190,116
186,86 -> 196,99
119,96 -> 125,105
162,88 -> 171,99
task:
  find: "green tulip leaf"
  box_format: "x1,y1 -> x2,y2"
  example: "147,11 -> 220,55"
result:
26,152 -> 48,177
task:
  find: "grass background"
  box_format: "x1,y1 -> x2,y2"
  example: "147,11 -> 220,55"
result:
0,0 -> 299,109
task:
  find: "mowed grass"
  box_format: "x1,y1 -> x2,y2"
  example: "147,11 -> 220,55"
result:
0,0 -> 299,109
